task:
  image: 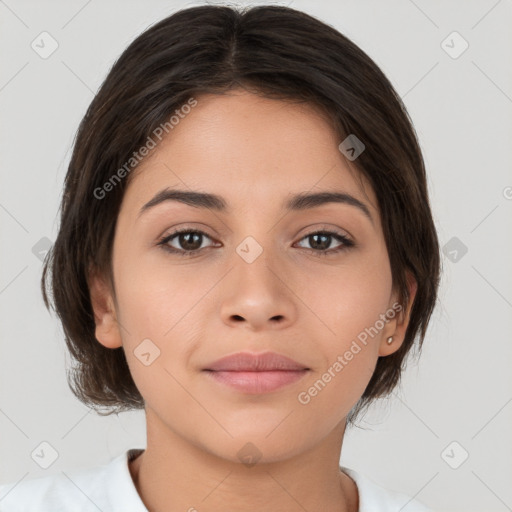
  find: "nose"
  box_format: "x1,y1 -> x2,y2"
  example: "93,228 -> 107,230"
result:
219,248 -> 297,332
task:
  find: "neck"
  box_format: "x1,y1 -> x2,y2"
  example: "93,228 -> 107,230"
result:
128,409 -> 358,512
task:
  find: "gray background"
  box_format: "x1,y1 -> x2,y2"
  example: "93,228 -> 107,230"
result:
1,1 -> 511,511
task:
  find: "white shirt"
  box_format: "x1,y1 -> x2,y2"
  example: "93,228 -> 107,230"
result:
0,448 -> 433,511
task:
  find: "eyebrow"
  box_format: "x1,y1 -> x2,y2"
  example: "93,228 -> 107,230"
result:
138,188 -> 373,224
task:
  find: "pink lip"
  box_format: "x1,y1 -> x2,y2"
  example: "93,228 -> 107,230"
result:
203,352 -> 310,394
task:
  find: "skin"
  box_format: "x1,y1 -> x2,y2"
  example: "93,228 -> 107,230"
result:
89,89 -> 417,512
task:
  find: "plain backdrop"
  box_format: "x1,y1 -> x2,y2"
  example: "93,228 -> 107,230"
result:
1,1 -> 511,511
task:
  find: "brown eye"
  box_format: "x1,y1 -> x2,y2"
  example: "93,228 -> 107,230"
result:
158,229 -> 215,256
295,230 -> 354,256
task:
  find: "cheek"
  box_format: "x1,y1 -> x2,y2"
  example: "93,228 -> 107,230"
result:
113,242 -> 207,337
112,246 -> 213,388
307,249 -> 393,346
294,345 -> 376,440
299,247 -> 392,401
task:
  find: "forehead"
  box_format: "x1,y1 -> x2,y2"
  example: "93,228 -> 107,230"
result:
122,90 -> 377,218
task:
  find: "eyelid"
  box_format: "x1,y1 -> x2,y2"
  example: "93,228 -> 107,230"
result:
159,222 -> 352,241
157,223 -> 355,257
299,223 -> 352,239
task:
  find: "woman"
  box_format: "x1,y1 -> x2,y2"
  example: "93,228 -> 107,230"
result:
0,4 -> 440,511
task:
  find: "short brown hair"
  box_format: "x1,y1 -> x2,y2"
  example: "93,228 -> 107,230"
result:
41,4 -> 441,424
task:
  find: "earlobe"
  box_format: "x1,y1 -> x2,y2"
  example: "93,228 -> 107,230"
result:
378,330 -> 404,357
88,270 -> 123,349
378,271 -> 418,357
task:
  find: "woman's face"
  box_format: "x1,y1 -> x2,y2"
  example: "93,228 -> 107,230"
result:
91,90 -> 412,464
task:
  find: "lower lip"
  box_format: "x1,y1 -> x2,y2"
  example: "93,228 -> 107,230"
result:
204,370 -> 309,394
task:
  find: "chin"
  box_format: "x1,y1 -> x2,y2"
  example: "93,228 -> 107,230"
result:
197,431 -> 313,467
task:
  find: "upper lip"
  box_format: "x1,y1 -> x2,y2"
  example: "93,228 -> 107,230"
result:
204,352 -> 309,372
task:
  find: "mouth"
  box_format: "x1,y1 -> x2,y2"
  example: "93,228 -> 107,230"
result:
202,351 -> 310,394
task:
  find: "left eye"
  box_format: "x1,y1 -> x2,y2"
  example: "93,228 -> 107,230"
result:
295,231 -> 354,253
157,229 -> 354,256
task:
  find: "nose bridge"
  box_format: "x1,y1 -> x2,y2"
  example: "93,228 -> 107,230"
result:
228,193 -> 301,287
233,231 -> 280,289
229,198 -> 279,265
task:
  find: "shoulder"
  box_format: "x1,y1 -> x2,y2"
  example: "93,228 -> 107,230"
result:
0,466 -> 106,512
0,449 -> 147,512
340,466 -> 435,512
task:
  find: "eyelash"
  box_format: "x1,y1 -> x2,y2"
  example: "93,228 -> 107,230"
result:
157,227 -> 355,258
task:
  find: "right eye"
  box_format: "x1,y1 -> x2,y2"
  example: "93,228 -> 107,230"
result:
157,229 -> 217,256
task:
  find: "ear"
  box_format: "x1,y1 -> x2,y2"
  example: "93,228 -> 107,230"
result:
88,268 -> 123,349
378,271 -> 418,357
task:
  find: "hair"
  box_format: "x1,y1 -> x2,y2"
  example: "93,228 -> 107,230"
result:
41,3 -> 441,425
